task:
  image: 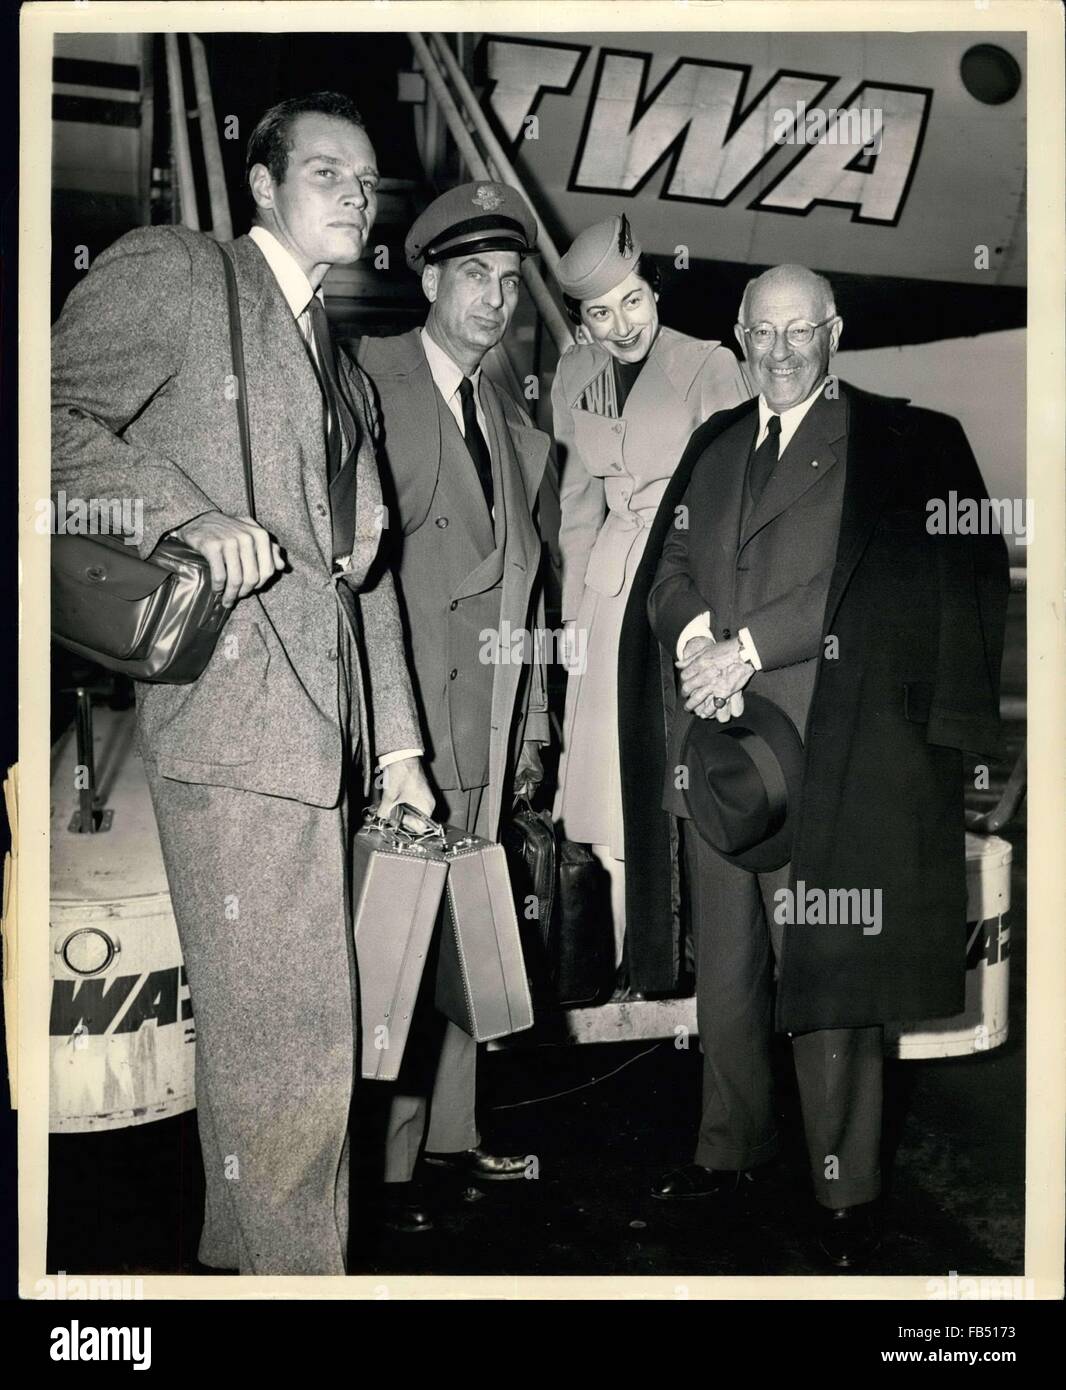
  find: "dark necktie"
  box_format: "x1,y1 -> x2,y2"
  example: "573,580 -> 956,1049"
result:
307,296 -> 345,482
458,375 -> 494,514
748,412 -> 782,504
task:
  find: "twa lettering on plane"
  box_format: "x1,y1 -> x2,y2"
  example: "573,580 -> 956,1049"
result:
476,33 -> 1025,286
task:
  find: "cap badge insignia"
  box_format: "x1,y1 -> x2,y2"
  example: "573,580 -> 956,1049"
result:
473,184 -> 504,212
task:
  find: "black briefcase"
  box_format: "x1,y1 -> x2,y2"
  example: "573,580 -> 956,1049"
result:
501,796 -> 556,1002
550,840 -> 615,1006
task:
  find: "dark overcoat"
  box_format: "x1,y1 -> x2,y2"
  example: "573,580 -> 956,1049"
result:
638,381 -> 1009,1029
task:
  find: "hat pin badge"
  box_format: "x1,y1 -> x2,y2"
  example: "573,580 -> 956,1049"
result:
473,184 -> 504,212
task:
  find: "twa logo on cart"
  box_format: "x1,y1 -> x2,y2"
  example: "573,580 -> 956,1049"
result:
966,915 -> 1010,970
50,967 -> 194,1038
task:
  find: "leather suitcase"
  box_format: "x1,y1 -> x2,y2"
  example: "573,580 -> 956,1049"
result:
351,805 -> 449,1081
435,833 -> 535,1042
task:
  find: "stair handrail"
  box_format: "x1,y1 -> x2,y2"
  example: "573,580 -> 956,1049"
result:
164,34 -> 199,229
409,31 -> 573,356
189,35 -> 233,241
425,32 -> 567,280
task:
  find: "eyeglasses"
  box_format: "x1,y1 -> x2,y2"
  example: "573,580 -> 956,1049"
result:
739,316 -> 837,349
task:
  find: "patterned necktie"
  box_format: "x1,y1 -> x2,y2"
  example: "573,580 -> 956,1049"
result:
305,296 -> 344,482
458,375 -> 494,514
748,412 -> 782,504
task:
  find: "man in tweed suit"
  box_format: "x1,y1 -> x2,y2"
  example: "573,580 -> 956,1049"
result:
51,92 -> 433,1274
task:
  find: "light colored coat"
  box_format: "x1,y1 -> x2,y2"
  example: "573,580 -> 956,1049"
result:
358,330 -> 550,841
51,227 -> 421,804
552,325 -> 751,623
551,327 -> 750,895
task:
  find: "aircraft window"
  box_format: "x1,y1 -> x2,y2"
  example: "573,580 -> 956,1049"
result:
960,44 -> 1022,105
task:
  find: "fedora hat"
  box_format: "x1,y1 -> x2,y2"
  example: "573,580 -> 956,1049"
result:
680,692 -> 805,872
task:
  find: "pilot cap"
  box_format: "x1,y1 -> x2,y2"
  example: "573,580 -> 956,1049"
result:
556,214 -> 642,301
405,181 -> 538,273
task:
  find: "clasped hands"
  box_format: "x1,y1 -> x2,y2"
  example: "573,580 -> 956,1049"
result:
678,635 -> 754,723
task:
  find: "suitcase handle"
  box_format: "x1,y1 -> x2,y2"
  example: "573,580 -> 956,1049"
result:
388,802 -> 445,839
362,802 -> 446,845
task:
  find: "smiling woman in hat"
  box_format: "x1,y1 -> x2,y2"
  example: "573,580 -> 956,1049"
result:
551,214 -> 751,996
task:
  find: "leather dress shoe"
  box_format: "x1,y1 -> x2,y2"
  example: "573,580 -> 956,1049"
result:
651,1162 -> 757,1201
381,1182 -> 435,1234
814,1201 -> 883,1270
423,1146 -> 529,1181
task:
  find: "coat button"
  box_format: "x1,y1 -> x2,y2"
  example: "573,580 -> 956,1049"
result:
316,503 -> 327,516
326,648 -> 338,661
611,462 -> 622,471
449,668 -> 458,680
435,516 -> 449,529
450,600 -> 458,611
613,423 -> 622,434
721,628 -> 732,639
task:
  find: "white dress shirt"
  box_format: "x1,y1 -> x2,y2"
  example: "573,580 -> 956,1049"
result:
249,225 -> 322,346
420,326 -> 490,435
248,226 -> 422,772
420,327 -> 494,518
676,378 -> 829,668
753,381 -> 825,454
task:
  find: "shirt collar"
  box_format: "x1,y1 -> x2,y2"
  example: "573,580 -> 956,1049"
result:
758,376 -> 827,448
420,326 -> 482,402
248,225 -> 318,319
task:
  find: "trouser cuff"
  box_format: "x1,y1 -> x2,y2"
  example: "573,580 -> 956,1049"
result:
695,1132 -> 779,1172
813,1169 -> 882,1210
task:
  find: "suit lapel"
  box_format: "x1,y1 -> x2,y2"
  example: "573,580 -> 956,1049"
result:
495,381 -> 549,512
395,332 -> 445,521
631,325 -> 712,411
712,408 -> 759,558
823,386 -> 900,627
453,381 -> 519,598
558,342 -> 612,409
740,386 -> 847,550
480,381 -> 543,838
486,379 -> 542,569
440,395 -> 496,562
233,236 -> 333,566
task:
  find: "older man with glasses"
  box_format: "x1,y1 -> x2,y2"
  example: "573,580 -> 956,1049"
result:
643,264 -> 1009,1268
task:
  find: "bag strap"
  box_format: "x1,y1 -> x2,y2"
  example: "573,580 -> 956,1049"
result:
218,242 -> 255,520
